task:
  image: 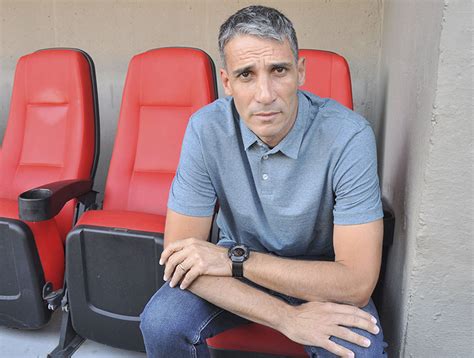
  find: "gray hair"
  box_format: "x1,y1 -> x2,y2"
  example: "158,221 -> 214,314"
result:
218,5 -> 299,67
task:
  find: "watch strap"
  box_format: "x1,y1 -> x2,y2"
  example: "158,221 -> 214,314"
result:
232,261 -> 244,278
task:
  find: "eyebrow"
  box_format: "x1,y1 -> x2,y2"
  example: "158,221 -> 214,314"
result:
232,65 -> 253,77
270,62 -> 294,69
232,61 -> 294,77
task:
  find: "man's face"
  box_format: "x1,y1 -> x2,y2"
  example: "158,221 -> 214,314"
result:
220,35 -> 305,148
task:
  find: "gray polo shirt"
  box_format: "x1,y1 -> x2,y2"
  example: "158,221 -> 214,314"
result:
168,90 -> 383,259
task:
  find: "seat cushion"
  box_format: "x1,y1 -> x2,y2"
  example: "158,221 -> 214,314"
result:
207,323 -> 307,357
76,209 -> 166,233
0,197 -> 64,290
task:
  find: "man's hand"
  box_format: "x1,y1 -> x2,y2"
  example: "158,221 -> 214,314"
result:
160,238 -> 232,289
280,301 -> 379,357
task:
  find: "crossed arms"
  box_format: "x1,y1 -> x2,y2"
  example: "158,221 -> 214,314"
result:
160,208 -> 383,357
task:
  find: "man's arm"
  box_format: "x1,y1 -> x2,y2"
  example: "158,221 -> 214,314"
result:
162,209 -> 380,357
163,208 -> 383,307
244,220 -> 383,307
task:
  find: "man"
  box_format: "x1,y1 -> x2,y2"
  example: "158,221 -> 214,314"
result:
140,5 -> 386,358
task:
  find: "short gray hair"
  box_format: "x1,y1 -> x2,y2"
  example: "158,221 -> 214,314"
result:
218,5 -> 299,67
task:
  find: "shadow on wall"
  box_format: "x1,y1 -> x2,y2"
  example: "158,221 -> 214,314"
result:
376,70 -> 388,182
375,66 -> 417,356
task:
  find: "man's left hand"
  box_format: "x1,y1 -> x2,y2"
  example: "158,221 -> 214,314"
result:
160,238 -> 231,289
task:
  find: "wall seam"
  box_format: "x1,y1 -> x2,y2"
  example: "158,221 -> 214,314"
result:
401,1 -> 448,355
375,0 -> 385,182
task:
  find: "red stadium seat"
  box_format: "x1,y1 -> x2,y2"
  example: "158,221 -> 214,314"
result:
299,49 -> 353,110
206,49 -> 354,358
0,48 -> 99,329
53,48 -> 217,355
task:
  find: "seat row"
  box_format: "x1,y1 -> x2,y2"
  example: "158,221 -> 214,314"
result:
0,47 -> 392,358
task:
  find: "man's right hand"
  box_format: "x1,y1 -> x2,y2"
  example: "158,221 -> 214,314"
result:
279,301 -> 379,358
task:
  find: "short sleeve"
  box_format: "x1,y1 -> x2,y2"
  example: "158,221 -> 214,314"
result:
332,126 -> 383,225
167,115 -> 217,217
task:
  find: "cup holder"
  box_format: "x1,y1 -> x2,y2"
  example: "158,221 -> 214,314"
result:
19,188 -> 54,221
19,188 -> 53,201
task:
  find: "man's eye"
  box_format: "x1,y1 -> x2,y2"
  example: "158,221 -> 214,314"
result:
240,71 -> 250,78
274,67 -> 286,74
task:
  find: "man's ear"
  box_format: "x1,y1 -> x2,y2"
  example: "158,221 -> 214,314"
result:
297,57 -> 306,87
220,68 -> 233,96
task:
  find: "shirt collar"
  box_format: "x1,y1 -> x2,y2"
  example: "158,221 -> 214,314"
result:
239,117 -> 259,151
238,91 -> 309,159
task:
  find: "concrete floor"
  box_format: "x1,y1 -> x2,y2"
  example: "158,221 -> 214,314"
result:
0,311 -> 145,358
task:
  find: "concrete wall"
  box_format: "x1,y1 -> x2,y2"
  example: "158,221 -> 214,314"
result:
376,0 -> 473,355
0,0 -> 383,197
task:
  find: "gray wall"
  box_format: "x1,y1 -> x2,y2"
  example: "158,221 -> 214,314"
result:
376,0 -> 473,355
0,0 -> 383,198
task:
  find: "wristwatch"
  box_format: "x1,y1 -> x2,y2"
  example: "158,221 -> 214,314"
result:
228,244 -> 250,278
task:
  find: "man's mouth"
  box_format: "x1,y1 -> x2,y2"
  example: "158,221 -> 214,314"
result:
253,111 -> 281,119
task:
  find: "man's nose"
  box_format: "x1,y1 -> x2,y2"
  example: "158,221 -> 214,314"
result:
255,75 -> 275,104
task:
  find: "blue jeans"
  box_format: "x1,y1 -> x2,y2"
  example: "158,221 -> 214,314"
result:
140,282 -> 387,357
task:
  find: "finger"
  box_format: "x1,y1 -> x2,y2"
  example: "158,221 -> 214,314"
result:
179,267 -> 201,290
332,313 -> 380,335
331,326 -> 372,348
163,250 -> 189,281
160,241 -> 184,265
322,340 -> 355,358
170,257 -> 193,287
325,302 -> 377,324
161,238 -> 201,265
169,261 -> 189,288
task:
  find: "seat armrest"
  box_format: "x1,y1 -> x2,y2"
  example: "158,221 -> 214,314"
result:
19,179 -> 92,222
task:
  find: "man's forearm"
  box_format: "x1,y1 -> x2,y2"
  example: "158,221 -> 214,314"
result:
245,253 -> 376,306
162,238 -> 377,307
187,275 -> 287,331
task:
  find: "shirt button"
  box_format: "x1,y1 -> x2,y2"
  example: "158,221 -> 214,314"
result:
263,155 -> 269,160
262,174 -> 269,180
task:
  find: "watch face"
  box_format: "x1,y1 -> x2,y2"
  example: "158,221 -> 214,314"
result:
233,247 -> 245,257
229,244 -> 249,262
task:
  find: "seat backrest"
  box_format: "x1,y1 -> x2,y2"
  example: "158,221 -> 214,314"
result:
103,48 -> 217,215
298,49 -> 353,110
0,49 -> 98,238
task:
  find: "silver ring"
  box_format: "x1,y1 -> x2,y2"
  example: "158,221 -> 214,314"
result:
178,264 -> 186,271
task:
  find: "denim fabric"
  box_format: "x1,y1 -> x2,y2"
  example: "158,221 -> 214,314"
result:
140,282 -> 387,357
140,283 -> 249,357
